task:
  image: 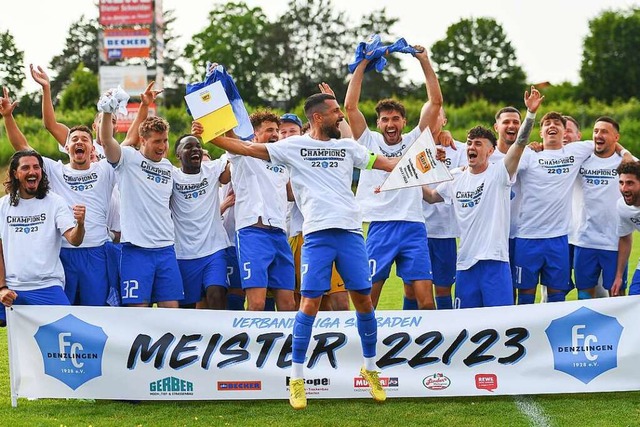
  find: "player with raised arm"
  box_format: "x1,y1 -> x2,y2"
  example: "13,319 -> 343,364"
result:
345,44 -> 442,310
422,87 -> 543,308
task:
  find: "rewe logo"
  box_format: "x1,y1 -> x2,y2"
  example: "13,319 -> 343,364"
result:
545,306 -> 623,384
33,314 -> 108,390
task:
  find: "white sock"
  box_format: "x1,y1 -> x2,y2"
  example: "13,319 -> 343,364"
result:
364,357 -> 377,371
291,362 -> 305,379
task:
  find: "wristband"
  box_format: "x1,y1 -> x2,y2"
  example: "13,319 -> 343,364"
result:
620,149 -> 630,157
365,152 -> 377,170
525,110 -> 536,120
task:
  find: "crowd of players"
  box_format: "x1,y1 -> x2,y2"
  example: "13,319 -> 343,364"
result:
1,46 -> 640,408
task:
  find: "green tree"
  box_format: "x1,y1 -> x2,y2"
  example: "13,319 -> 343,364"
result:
0,30 -> 25,95
59,63 -> 99,111
580,9 -> 640,102
184,2 -> 272,106
49,15 -> 100,100
431,17 -> 526,106
158,9 -> 187,108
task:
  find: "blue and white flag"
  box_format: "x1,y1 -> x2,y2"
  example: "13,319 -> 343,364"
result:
348,34 -> 419,74
186,63 -> 254,141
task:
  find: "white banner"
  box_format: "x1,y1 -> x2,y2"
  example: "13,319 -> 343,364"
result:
7,296 -> 640,404
379,128 -> 453,191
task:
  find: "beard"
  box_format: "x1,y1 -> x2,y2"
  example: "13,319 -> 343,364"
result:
321,122 -> 341,139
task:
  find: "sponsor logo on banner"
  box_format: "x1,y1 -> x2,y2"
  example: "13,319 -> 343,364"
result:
99,0 -> 153,26
286,376 -> 330,395
415,150 -> 433,173
475,374 -> 498,392
217,381 -> 262,391
353,376 -> 399,392
545,306 -> 623,384
33,314 -> 107,390
103,29 -> 151,59
149,376 -> 194,396
423,373 -> 451,390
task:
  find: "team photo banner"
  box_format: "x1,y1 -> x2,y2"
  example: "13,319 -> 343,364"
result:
6,296 -> 640,405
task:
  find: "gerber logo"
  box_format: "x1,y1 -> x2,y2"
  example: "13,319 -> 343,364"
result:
545,307 -> 623,384
34,314 -> 108,390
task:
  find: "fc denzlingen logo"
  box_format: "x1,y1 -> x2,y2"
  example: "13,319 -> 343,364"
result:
545,307 -> 623,384
34,314 -> 108,390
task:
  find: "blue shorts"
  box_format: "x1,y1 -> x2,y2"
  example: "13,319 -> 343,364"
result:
225,247 -> 242,290
0,285 -> 69,322
60,245 -> 109,306
509,238 -> 516,286
178,249 -> 228,305
366,221 -> 432,283
236,226 -> 295,290
455,260 -> 513,308
630,269 -> 640,295
119,244 -> 184,305
301,229 -> 371,296
574,246 -> 627,291
104,241 -> 122,306
513,236 -> 570,291
428,238 -> 456,287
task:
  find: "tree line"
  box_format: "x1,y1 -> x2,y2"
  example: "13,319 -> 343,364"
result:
0,1 -> 639,115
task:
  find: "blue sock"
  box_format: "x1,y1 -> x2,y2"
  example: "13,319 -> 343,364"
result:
577,290 -> 592,300
292,311 -> 315,364
435,296 -> 452,310
517,293 -> 535,305
403,297 -> 418,310
356,310 -> 377,358
548,291 -> 566,303
264,297 -> 276,311
226,294 -> 245,310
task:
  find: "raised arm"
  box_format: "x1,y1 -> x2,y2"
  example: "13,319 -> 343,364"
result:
192,121 -> 270,161
0,88 -> 31,151
344,60 -> 370,140
100,110 -> 122,164
504,86 -> 544,178
422,186 -> 444,204
30,64 -> 69,146
122,81 -> 162,148
415,46 -> 443,132
63,205 -> 86,247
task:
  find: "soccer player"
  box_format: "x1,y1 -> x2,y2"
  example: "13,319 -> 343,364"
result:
572,117 -> 630,298
613,160 -> 640,296
512,111 -> 597,304
1,88 -> 114,306
194,111 -> 295,311
0,150 -> 85,326
171,134 -> 231,309
345,45 -> 442,310
563,116 -> 582,144
422,87 -> 542,308
100,111 -> 184,308
209,93 -> 397,409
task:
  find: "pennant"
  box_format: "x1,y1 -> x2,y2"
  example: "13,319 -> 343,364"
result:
379,128 -> 453,191
184,81 -> 239,142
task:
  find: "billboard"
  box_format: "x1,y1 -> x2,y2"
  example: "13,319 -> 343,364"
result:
103,29 -> 151,59
99,65 -> 148,96
99,0 -> 154,26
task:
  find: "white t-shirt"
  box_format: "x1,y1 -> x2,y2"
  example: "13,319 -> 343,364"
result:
0,194 -> 76,290
266,135 -> 371,236
228,148 -> 289,231
572,153 -> 623,250
436,161 -> 514,270
107,185 -> 121,235
220,181 -> 236,247
423,141 -> 467,238
617,199 -> 640,270
43,158 -> 115,248
490,148 -> 522,238
355,127 -> 424,222
171,160 -> 230,259
287,201 -> 304,238
114,146 -> 174,248
515,141 -> 594,238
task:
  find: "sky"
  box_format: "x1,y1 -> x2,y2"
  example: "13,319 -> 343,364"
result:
2,0 -> 638,93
